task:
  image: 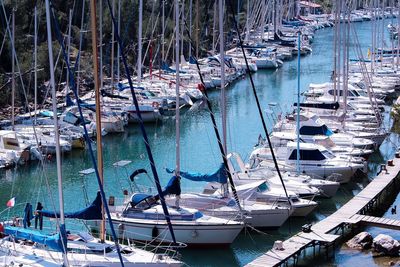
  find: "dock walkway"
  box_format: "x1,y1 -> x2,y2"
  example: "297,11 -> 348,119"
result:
245,157 -> 400,267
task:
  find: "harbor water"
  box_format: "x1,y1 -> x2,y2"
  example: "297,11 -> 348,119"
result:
1,19 -> 400,266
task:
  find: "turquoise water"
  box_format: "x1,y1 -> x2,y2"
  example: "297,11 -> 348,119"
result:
1,19 -> 399,266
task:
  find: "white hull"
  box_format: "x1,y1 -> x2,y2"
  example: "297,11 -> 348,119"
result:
127,110 -> 162,123
255,58 -> 279,69
94,217 -> 243,246
0,239 -> 180,267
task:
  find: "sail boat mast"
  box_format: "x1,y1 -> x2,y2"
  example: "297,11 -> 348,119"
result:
219,0 -> 227,153
138,0 -> 143,83
44,0 -> 67,263
89,0 -> 105,243
175,0 -> 180,177
296,31 -> 300,174
11,9 -> 15,130
34,5 -> 38,124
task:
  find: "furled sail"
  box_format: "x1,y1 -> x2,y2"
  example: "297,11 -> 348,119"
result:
5,224 -> 67,252
39,192 -> 102,220
166,163 -> 227,184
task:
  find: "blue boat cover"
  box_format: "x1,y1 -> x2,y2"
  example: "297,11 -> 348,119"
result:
131,193 -> 152,206
189,56 -> 198,64
5,224 -> 67,252
39,192 -> 102,220
166,163 -> 227,184
162,176 -> 181,196
161,61 -> 187,74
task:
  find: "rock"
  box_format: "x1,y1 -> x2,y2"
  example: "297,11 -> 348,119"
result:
346,232 -> 373,249
373,234 -> 400,256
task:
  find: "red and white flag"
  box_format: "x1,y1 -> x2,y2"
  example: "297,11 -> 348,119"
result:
6,197 -> 15,208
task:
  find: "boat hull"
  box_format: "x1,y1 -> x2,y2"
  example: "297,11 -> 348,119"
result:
91,218 -> 243,247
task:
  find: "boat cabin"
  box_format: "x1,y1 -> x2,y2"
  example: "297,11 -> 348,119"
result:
0,130 -> 22,151
286,142 -> 335,162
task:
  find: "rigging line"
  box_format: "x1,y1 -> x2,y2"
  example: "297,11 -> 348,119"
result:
104,0 -> 177,244
48,1 -> 125,265
181,18 -> 243,212
226,0 -> 291,204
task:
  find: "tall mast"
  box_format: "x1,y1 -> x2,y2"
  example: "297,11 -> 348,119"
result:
195,0 -> 199,58
89,0 -> 105,243
181,0 -> 185,58
175,0 -> 180,177
111,0 -> 115,89
138,0 -> 143,83
77,0 -> 86,96
296,31 -> 301,174
99,0 -> 104,90
261,0 -> 266,42
11,9 -> 15,130
66,9 -> 72,95
219,0 -> 226,152
162,0 -> 165,62
189,0 -> 192,59
117,0 -> 121,82
34,5 -> 38,124
212,2 -> 217,54
45,0 -> 67,263
245,0 -> 250,42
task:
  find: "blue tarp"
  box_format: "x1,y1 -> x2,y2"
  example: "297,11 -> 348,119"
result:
131,193 -> 151,206
40,192 -> 102,220
161,61 -> 187,74
117,83 -> 145,91
5,224 -> 67,252
166,163 -> 227,184
162,176 -> 181,196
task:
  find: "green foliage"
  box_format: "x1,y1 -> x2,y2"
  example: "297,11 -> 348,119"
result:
0,0 -> 269,109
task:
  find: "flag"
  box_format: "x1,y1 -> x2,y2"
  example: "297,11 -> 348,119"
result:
6,197 -> 15,208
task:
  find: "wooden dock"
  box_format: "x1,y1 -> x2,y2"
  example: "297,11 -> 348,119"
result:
245,156 -> 400,267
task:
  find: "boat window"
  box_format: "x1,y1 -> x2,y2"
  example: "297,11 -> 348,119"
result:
321,150 -> 335,159
288,149 -> 326,161
68,246 -> 113,254
257,182 -> 269,192
328,89 -> 354,97
291,197 -> 300,203
299,125 -> 333,136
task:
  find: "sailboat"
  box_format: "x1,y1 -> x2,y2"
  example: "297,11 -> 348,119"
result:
0,1 -> 181,266
161,164 -> 292,228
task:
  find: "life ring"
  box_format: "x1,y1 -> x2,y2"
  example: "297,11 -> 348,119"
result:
152,102 -> 160,108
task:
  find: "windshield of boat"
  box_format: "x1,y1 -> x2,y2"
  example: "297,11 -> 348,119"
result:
130,194 -> 158,210
328,89 -> 356,97
299,125 -> 333,136
256,182 -> 269,193
321,149 -> 335,159
288,149 -> 326,161
291,197 -> 300,203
